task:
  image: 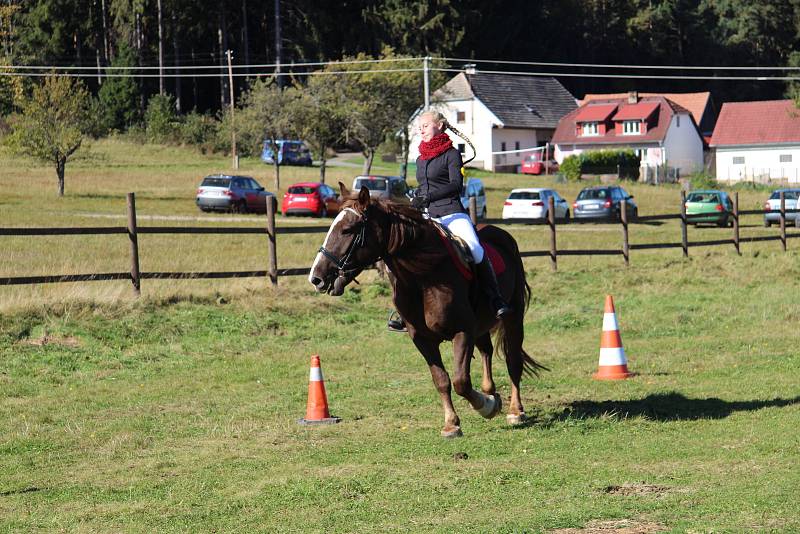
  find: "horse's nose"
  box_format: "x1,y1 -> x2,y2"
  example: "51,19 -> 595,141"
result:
309,275 -> 323,289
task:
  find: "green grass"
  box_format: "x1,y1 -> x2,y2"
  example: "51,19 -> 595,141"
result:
2,139 -> 800,531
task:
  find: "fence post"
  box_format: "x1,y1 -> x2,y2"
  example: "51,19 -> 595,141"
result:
733,192 -> 740,255
621,198 -> 629,266
469,196 -> 478,225
780,191 -> 786,252
548,195 -> 557,271
266,195 -> 278,286
680,190 -> 688,257
126,192 -> 141,296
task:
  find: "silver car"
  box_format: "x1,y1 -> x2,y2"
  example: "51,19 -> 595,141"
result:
573,185 -> 638,221
196,175 -> 273,214
352,175 -> 410,202
763,189 -> 800,227
460,178 -> 488,219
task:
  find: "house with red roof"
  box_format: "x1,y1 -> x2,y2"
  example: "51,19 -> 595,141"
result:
709,100 -> 800,183
551,92 -> 704,177
581,91 -> 718,138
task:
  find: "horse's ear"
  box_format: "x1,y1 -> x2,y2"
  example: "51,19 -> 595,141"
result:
357,186 -> 371,209
338,181 -> 350,198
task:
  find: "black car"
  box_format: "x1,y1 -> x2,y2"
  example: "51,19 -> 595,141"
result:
572,185 -> 638,221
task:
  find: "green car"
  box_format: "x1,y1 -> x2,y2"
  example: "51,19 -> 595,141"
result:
685,190 -> 734,227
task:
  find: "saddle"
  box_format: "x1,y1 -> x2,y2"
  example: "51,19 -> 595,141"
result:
431,220 -> 505,281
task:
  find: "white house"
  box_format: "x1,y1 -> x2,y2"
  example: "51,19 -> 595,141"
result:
709,100 -> 800,183
551,92 -> 704,177
408,70 -> 577,172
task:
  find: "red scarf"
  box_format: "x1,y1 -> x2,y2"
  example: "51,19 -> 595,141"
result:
418,133 -> 453,160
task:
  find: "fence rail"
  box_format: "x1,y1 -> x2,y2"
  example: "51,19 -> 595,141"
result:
2,192 -> 799,291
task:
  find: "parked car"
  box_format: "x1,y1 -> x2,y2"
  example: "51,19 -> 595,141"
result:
195,174 -> 273,214
502,188 -> 569,221
520,153 -> 559,175
460,178 -> 488,219
685,190 -> 734,227
352,175 -> 410,203
261,140 -> 313,166
573,185 -> 638,221
282,182 -> 342,217
763,188 -> 800,227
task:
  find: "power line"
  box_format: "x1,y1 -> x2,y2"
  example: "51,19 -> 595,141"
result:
443,57 -> 800,72
433,67 -> 799,82
0,56 -> 426,71
0,67 -> 425,78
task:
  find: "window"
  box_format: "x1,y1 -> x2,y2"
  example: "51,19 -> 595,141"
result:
780,154 -> 792,163
515,141 -> 520,150
733,156 -> 745,165
582,122 -> 598,136
622,120 -> 641,135
457,143 -> 465,154
501,142 -> 506,151
456,111 -> 465,123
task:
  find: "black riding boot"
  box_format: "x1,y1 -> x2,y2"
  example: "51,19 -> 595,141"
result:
387,310 -> 407,332
476,256 -> 512,318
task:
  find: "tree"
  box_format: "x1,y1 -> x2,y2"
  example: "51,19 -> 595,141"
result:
236,78 -> 299,190
9,74 -> 92,196
97,43 -> 139,132
294,75 -> 347,183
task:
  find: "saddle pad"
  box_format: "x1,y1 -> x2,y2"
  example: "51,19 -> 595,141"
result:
432,221 -> 506,280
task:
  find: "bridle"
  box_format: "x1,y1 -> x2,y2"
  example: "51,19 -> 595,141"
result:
317,208 -> 372,282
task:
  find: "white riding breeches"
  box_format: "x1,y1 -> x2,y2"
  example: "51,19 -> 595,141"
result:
434,212 -> 484,263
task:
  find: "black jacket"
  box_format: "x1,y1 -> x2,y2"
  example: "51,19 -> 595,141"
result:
416,148 -> 465,218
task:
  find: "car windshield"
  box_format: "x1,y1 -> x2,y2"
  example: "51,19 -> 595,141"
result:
354,178 -> 388,191
509,191 -> 541,200
201,177 -> 231,187
769,191 -> 800,200
288,186 -> 317,195
577,189 -> 609,200
687,193 -> 719,203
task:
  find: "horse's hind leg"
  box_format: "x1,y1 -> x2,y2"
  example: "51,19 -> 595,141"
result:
412,335 -> 462,438
476,333 -> 496,395
503,316 -> 527,425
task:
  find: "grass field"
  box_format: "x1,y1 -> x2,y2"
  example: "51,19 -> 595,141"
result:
2,140 -> 800,532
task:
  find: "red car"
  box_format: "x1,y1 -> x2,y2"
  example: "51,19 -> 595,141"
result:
520,153 -> 559,175
282,182 -> 342,217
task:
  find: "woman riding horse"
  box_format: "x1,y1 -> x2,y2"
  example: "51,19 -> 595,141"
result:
387,110 -> 511,332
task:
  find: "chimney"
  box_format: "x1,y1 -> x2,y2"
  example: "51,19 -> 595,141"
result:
627,91 -> 638,104
464,63 -> 477,75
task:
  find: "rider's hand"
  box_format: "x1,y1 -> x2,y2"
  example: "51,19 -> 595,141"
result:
411,193 -> 428,209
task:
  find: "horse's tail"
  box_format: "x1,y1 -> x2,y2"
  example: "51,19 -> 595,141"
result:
485,226 -> 548,377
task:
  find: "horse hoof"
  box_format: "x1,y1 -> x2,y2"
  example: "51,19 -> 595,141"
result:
506,412 -> 527,426
441,427 -> 463,438
477,393 -> 503,419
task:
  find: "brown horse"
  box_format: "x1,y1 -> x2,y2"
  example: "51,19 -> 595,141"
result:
309,184 -> 546,437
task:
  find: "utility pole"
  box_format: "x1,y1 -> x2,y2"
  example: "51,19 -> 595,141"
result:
423,56 -> 430,109
274,0 -> 282,86
227,49 -> 238,169
157,0 -> 164,95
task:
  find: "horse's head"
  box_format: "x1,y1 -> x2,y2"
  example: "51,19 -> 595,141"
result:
309,182 -> 385,296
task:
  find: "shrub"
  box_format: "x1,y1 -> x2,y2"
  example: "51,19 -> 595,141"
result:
688,171 -> 718,190
178,111 -> 218,149
144,94 -> 179,143
560,155 -> 582,181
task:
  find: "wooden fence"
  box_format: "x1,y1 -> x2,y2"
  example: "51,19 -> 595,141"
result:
1,191 -> 798,293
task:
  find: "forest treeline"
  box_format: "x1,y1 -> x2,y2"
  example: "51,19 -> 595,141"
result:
1,0 -> 799,116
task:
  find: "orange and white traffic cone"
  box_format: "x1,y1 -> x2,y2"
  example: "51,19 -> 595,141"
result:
593,295 -> 632,380
298,355 -> 341,425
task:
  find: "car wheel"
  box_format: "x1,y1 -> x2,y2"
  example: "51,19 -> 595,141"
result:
717,216 -> 728,228
564,210 -> 570,223
319,206 -> 328,218
631,207 -> 638,222
764,219 -> 771,228
231,200 -> 247,214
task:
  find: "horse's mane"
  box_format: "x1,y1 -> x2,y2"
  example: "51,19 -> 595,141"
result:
341,196 -> 448,276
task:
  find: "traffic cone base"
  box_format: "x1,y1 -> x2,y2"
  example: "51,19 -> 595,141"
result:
298,355 -> 341,425
594,295 -> 632,380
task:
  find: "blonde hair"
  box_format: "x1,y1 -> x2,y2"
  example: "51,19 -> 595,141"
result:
420,109 -> 476,165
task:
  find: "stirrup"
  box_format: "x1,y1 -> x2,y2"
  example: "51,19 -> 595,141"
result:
387,310 -> 407,333
494,301 -> 513,319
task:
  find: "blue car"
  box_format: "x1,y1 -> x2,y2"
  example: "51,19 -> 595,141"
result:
261,140 -> 313,166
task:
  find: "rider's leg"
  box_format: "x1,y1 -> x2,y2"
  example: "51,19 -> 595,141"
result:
437,213 -> 512,318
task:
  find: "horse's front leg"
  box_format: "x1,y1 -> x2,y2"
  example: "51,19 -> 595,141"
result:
452,332 -> 502,420
476,333 -> 496,395
411,334 -> 462,438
